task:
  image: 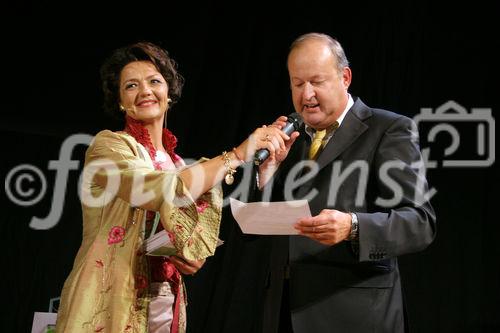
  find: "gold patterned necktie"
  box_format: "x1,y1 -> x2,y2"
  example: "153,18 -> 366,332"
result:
308,121 -> 340,160
309,129 -> 327,160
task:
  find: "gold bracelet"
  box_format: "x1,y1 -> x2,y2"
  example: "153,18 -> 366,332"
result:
221,151 -> 237,185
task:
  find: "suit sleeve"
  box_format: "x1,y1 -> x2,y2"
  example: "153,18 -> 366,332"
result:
356,116 -> 436,262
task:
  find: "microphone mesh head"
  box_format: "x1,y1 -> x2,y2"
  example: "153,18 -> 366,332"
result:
287,112 -> 303,129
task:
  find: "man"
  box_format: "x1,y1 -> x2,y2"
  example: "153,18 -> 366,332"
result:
257,33 -> 436,333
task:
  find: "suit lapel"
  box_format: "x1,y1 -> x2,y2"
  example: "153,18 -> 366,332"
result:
315,98 -> 371,173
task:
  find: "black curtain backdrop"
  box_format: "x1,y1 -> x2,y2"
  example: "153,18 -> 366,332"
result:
2,1 -> 498,332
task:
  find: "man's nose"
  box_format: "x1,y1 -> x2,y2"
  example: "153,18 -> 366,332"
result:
303,82 -> 315,100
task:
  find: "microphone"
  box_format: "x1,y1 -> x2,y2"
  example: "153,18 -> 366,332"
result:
254,112 -> 303,166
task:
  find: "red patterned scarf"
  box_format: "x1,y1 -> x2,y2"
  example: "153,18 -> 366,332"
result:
124,115 -> 183,333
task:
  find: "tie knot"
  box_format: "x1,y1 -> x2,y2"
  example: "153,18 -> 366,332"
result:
313,129 -> 327,141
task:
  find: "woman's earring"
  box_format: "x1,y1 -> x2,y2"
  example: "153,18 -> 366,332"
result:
119,105 -> 126,112
164,99 -> 172,128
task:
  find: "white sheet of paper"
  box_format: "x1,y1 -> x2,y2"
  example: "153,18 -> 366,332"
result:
230,198 -> 311,235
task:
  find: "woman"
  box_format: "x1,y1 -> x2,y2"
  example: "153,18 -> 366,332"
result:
56,42 -> 288,333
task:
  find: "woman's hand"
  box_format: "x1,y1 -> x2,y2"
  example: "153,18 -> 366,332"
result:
235,124 -> 291,163
178,117 -> 299,199
257,116 -> 300,188
264,116 -> 300,164
170,256 -> 206,276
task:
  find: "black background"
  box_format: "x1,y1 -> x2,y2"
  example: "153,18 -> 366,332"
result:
1,1 -> 498,332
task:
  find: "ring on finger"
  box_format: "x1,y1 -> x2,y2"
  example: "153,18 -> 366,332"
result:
264,134 -> 271,142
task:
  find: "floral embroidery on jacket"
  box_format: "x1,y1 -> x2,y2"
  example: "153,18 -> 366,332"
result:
108,226 -> 126,245
195,199 -> 209,213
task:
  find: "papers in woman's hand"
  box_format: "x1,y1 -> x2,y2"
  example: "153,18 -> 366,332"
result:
229,198 -> 311,235
146,230 -> 177,256
146,230 -> 225,257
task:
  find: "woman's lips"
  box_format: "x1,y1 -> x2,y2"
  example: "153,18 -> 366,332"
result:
136,100 -> 157,107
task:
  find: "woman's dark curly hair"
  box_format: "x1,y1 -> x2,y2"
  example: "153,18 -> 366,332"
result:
100,41 -> 184,119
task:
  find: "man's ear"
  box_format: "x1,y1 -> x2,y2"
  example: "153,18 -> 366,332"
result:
342,67 -> 352,88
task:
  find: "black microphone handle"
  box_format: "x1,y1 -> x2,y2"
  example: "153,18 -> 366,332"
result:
254,148 -> 270,166
253,120 -> 298,166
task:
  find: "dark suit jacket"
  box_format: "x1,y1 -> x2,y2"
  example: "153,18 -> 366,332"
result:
262,97 -> 436,333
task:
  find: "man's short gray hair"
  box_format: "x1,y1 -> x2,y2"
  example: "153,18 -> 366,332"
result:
289,33 -> 349,73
